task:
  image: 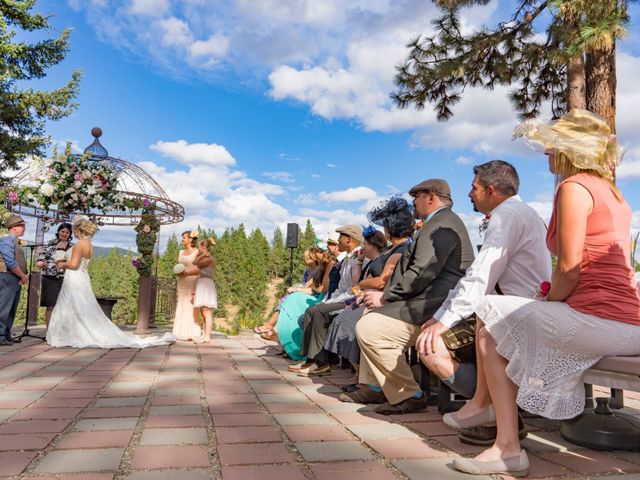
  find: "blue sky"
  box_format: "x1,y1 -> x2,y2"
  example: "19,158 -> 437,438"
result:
23,0 -> 640,249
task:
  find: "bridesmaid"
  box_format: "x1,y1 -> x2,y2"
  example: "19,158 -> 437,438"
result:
193,238 -> 217,344
172,231 -> 201,340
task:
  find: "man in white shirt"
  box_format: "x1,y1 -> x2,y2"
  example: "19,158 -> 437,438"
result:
416,160 -> 551,442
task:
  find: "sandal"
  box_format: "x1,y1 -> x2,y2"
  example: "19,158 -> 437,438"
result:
253,326 -> 271,334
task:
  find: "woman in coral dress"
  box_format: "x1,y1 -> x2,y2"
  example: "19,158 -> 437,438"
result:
172,231 -> 202,340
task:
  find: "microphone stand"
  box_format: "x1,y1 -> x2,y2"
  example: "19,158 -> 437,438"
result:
14,244 -> 46,341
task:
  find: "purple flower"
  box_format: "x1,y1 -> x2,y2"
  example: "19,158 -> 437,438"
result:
143,199 -> 150,207
131,258 -> 141,268
7,191 -> 18,203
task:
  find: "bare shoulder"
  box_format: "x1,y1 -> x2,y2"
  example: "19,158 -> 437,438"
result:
77,239 -> 93,259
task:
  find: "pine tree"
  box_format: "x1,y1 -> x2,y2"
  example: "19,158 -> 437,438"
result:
270,226 -> 287,278
393,1 -> 633,132
158,233 -> 179,278
0,0 -> 82,177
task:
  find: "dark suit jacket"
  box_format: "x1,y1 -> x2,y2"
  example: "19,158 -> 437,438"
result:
376,207 -> 474,326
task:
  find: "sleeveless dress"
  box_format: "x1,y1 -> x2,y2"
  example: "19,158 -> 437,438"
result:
46,247 -> 176,348
476,174 -> 640,419
276,291 -> 326,361
193,265 -> 217,308
172,250 -> 201,340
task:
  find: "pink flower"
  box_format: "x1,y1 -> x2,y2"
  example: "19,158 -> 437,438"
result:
7,191 -> 18,203
538,281 -> 551,297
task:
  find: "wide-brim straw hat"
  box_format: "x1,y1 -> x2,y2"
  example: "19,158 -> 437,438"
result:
513,109 -> 621,182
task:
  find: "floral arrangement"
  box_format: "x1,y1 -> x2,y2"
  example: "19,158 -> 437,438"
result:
132,201 -> 160,276
173,264 -> 186,274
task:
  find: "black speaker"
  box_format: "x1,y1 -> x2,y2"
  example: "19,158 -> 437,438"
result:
286,223 -> 299,248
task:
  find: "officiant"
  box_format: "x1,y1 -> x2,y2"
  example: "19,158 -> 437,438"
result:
0,215 -> 28,346
36,223 -> 74,327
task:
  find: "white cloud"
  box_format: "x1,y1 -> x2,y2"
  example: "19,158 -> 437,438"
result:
150,140 -> 236,167
263,171 -> 295,183
129,0 -> 171,17
189,35 -> 229,59
318,186 -> 378,203
455,155 -> 473,165
158,17 -> 192,48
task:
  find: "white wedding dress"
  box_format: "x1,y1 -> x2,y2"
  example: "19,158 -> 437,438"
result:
47,247 -> 176,348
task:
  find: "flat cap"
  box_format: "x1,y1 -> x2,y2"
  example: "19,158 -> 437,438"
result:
408,179 -> 451,200
335,224 -> 363,244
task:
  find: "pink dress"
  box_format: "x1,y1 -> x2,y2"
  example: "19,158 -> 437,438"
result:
172,250 -> 201,340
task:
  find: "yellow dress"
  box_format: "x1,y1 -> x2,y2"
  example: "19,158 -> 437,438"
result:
171,250 -> 201,340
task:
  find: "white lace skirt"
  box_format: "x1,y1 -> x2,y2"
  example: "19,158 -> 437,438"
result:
477,295 -> 640,420
193,277 -> 217,308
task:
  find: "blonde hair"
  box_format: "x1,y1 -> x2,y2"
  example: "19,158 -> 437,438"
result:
554,151 -> 623,202
73,219 -> 98,238
198,238 -> 215,252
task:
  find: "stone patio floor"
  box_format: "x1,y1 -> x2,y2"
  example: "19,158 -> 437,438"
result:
0,327 -> 639,479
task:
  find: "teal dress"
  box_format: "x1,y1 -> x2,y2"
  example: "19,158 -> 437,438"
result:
276,291 -> 325,361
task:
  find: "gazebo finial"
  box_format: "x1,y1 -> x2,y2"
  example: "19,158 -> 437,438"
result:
84,127 -> 108,157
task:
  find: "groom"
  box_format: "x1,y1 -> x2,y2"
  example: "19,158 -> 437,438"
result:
0,215 -> 28,345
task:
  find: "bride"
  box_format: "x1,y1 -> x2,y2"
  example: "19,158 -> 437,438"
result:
46,217 -> 176,348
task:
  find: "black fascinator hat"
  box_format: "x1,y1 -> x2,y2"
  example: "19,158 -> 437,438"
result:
367,196 -> 415,239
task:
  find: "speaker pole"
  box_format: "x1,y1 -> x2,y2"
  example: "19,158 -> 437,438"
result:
288,247 -> 294,287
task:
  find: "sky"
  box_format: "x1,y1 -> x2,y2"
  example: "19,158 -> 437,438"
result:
18,0 -> 640,250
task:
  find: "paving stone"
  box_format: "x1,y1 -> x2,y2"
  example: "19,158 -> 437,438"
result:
544,450 -> 640,474
155,387 -> 200,396
318,402 -> 373,413
309,461 -> 398,480
498,454 -> 572,479
0,389 -> 48,399
263,402 -> 322,413
346,423 -> 420,440
330,411 -> 389,424
590,475 -> 640,480
273,413 -> 337,426
0,409 -> 17,422
0,419 -> 71,434
73,418 -> 138,431
124,469 -> 211,480
406,421 -> 458,437
394,458 -> 492,480
148,405 -> 202,416
611,451 -> 640,465
215,426 -> 282,444
208,402 -> 262,414
430,435 -> 485,455
94,397 -> 147,407
294,441 -> 374,462
0,450 -> 38,476
130,445 -> 209,469
151,395 -> 202,405
82,407 -> 143,418
297,384 -> 343,395
56,430 -> 134,449
521,431 -> 587,452
140,427 -> 207,445
206,393 -> 256,404
23,474 -> 114,480
282,425 -> 354,442
248,380 -> 296,393
217,442 -> 293,465
211,413 -> 271,427
45,389 -> 100,399
0,432 -> 56,450
34,397 -> 92,408
366,439 -> 449,459
33,448 -> 125,473
257,393 -> 309,403
145,415 -> 206,428
221,465 -> 307,480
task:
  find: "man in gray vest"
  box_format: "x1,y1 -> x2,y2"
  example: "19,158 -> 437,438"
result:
0,215 -> 28,345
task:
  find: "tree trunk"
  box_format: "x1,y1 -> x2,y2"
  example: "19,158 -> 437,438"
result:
586,43 -> 617,133
567,53 -> 586,110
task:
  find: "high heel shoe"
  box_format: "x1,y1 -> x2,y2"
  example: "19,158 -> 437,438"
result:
443,404 -> 495,429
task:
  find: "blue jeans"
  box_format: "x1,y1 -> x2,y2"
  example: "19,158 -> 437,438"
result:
0,273 -> 21,338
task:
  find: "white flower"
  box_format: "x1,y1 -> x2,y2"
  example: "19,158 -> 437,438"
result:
173,264 -> 185,274
53,250 -> 67,262
86,185 -> 97,196
71,193 -> 78,201
40,184 -> 54,197
83,170 -> 92,179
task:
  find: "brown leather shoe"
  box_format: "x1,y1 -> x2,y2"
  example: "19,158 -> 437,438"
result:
339,386 -> 386,404
374,394 -> 428,415
458,414 -> 527,446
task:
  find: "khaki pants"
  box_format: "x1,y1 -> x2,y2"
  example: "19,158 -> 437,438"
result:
355,311 -> 422,405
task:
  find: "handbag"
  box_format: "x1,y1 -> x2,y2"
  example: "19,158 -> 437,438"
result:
440,314 -> 476,363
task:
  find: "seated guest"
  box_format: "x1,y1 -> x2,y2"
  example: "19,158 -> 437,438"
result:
289,225 -> 363,376
416,161 -> 550,447
452,109 -> 640,477
254,247 -> 333,338
325,232 -> 343,298
275,248 -> 333,361
325,197 -> 414,391
341,179 -> 474,415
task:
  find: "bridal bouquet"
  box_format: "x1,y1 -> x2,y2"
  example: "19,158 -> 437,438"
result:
53,250 -> 67,262
173,264 -> 185,275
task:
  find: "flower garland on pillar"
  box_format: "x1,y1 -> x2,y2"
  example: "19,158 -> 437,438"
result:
132,200 -> 160,276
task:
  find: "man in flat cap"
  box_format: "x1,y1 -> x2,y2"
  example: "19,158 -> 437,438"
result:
0,215 -> 28,345
291,224 -> 363,376
340,179 -> 474,415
